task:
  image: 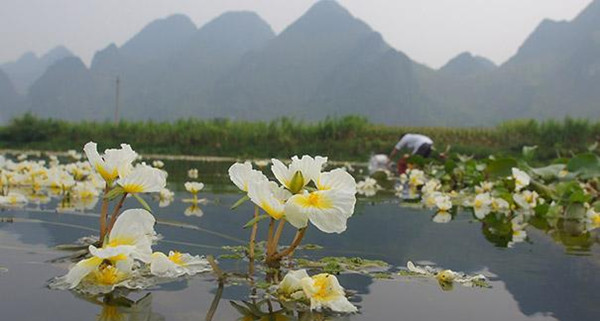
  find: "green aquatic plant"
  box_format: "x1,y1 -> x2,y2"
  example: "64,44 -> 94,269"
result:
296,256 -> 389,275
402,261 -> 491,290
361,147 -> 600,250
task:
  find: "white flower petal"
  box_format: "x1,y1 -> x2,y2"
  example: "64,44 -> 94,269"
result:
63,256 -> 102,289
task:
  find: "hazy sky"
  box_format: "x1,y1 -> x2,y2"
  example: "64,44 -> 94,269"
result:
0,0 -> 593,68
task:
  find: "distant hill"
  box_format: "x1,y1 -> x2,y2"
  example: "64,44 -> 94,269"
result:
0,69 -> 22,122
28,57 -> 96,120
417,0 -> 600,125
5,0 -> 600,126
1,46 -> 73,94
440,52 -> 496,77
210,0 -> 435,123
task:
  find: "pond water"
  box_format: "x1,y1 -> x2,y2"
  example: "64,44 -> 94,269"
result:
0,160 -> 599,321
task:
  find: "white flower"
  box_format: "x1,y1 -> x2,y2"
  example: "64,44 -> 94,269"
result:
184,181 -> 204,194
399,173 -> 408,184
300,273 -> 358,313
61,255 -> 134,290
254,159 -> 270,168
422,179 -> 441,195
117,164 -> 166,194
434,194 -> 452,212
433,211 -> 452,223
278,269 -> 310,299
513,190 -> 539,210
508,215 -> 528,247
407,169 -> 425,188
0,192 -> 28,207
84,142 -> 138,183
68,149 -> 82,160
271,155 -> 327,192
284,189 -> 356,233
150,251 -> 211,278
72,182 -> 100,200
356,177 -> 381,197
490,197 -> 510,214
187,168 -> 198,179
512,168 -> 530,191
228,162 -> 268,192
315,168 -> 356,195
152,160 -> 164,168
58,209 -> 155,290
42,169 -> 75,191
475,181 -> 494,194
247,180 -> 291,220
422,191 -> 442,209
472,193 -> 492,219
394,184 -> 404,197
158,188 -> 174,207
184,204 -> 204,217
96,208 -> 156,263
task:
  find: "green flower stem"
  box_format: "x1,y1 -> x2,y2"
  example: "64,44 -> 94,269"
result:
266,218 -> 275,257
248,206 -> 259,262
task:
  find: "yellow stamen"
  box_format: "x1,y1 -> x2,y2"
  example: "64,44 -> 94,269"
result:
169,251 -> 186,266
297,192 -> 332,210
312,274 -> 337,301
94,265 -> 124,285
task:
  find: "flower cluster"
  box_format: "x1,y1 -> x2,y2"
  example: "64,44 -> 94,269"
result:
229,156 -> 357,234
51,209 -> 211,294
277,269 -> 357,313
0,153 -> 105,210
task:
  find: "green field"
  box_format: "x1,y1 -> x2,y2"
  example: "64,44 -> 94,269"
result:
1,113 -> 598,161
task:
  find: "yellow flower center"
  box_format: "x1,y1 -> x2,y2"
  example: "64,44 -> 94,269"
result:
312,274 -> 335,300
96,163 -> 118,182
94,265 -> 124,285
525,194 -> 534,203
121,183 -> 145,193
474,199 -> 483,209
169,251 -> 186,266
79,190 -> 95,199
298,192 -> 332,210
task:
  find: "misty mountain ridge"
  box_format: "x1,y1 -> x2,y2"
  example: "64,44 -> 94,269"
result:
1,45 -> 74,94
2,0 -> 600,126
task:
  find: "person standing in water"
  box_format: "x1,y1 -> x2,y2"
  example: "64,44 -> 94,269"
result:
388,133 -> 434,173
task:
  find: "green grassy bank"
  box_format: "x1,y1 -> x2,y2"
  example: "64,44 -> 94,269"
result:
1,114 -> 598,161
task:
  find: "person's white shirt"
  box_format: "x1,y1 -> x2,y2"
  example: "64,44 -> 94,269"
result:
395,134 -> 433,154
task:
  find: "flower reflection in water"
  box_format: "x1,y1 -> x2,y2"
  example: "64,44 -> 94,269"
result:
74,291 -> 164,321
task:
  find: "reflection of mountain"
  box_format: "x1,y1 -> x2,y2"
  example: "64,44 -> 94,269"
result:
6,0 -> 600,125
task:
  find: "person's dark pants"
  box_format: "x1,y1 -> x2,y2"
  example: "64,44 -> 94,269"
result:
415,143 -> 432,158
